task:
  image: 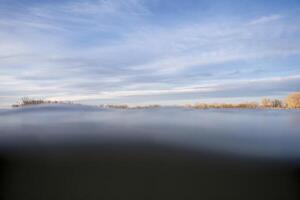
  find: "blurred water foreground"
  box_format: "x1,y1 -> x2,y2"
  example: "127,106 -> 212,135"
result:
1,104 -> 300,200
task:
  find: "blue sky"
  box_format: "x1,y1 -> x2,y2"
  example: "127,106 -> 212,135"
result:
1,0 -> 300,107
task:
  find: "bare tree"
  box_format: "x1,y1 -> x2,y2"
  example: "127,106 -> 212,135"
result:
271,99 -> 283,108
261,98 -> 272,108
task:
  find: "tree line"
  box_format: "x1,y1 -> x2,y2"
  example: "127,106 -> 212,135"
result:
188,92 -> 300,109
11,92 -> 300,109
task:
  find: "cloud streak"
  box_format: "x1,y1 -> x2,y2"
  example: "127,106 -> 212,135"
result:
42,75 -> 300,104
248,14 -> 282,25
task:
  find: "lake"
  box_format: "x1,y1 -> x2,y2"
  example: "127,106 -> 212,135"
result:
0,104 -> 300,161
1,104 -> 300,200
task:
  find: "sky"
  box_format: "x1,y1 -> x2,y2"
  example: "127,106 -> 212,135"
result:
1,0 -> 300,107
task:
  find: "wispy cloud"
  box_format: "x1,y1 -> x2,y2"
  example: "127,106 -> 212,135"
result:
248,14 -> 282,25
45,75 -> 300,103
64,0 -> 151,16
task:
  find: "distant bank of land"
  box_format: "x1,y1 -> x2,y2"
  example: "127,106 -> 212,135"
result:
11,92 -> 300,109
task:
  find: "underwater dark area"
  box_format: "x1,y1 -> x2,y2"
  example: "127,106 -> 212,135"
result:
0,104 -> 300,200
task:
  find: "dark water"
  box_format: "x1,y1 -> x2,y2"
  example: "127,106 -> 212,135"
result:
0,104 -> 300,160
1,104 -> 300,200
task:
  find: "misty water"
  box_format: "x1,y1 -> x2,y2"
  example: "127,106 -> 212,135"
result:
0,104 -> 300,161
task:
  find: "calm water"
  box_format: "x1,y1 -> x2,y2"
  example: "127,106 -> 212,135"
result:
0,104 -> 300,160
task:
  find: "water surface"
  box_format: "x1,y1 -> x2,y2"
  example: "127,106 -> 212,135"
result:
1,104 -> 300,161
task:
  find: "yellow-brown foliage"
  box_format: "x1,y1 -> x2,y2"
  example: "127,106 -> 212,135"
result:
188,102 -> 259,109
285,92 -> 300,108
261,98 -> 283,108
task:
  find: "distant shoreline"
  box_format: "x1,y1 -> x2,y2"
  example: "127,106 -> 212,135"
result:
9,92 -> 300,110
8,102 -> 300,110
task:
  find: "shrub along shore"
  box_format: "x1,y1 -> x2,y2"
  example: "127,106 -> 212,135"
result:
11,92 -> 300,109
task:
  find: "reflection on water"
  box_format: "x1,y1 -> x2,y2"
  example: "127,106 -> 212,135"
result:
0,104 -> 300,160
